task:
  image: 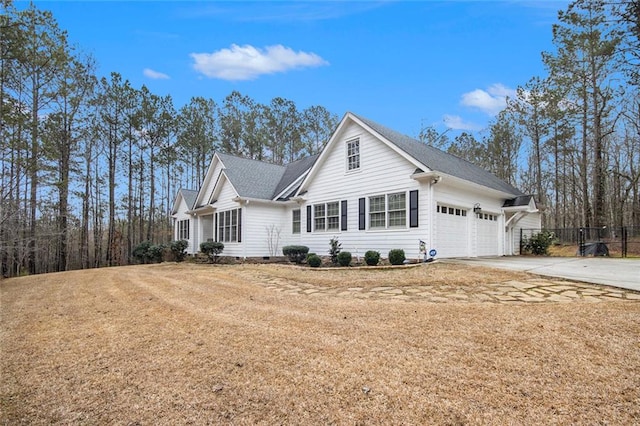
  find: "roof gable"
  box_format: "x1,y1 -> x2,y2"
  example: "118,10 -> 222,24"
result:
212,153 -> 316,201
171,188 -> 198,214
351,113 -> 523,196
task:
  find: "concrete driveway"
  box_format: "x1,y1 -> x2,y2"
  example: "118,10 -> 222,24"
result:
446,257 -> 640,292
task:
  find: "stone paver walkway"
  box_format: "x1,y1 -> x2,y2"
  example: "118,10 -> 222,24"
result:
255,276 -> 640,304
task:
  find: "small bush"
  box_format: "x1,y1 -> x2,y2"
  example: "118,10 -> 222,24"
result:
307,254 -> 322,268
364,250 -> 380,266
148,244 -> 166,263
170,240 -> 189,262
522,231 -> 555,255
133,241 -> 153,264
388,249 -> 406,265
337,251 -> 352,267
133,241 -> 165,264
200,241 -> 224,263
329,237 -> 341,264
282,245 -> 309,264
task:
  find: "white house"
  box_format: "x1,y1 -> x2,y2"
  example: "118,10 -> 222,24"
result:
172,112 -> 540,260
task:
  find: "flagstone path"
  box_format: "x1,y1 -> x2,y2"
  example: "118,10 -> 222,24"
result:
255,276 -> 640,304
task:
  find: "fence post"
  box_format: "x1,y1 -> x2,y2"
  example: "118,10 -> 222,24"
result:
622,227 -> 627,258
520,228 -> 523,255
579,228 -> 585,257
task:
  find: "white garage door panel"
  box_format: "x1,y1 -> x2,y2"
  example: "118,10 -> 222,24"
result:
435,205 -> 469,258
476,215 -> 499,256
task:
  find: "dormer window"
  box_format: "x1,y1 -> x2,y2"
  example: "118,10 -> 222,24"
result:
346,138 -> 360,171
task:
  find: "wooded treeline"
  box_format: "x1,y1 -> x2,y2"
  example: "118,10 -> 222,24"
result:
0,1 -> 338,276
420,0 -> 640,231
1,0 -> 639,277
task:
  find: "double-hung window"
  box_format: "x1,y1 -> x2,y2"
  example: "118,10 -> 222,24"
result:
178,219 -> 189,240
369,192 -> 406,229
314,204 -> 326,231
388,193 -> 406,227
312,201 -> 342,231
346,139 -> 360,171
292,209 -> 301,234
217,208 -> 242,242
369,195 -> 386,229
326,202 -> 340,230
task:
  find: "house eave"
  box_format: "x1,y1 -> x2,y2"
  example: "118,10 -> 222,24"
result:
232,196 -> 294,206
414,170 -> 518,198
190,205 -> 216,215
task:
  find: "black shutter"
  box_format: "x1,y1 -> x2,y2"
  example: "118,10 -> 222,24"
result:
410,190 -> 419,228
306,205 -> 312,232
358,198 -> 366,230
238,208 -> 242,242
341,200 -> 348,231
214,213 -> 218,242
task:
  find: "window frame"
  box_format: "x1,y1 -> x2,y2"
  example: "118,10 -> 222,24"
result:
312,201 -> 342,232
292,209 -> 301,234
346,138 -> 360,172
177,219 -> 189,240
368,192 -> 407,230
217,208 -> 242,243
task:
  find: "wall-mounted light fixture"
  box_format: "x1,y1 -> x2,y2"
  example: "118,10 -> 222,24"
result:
473,203 -> 481,213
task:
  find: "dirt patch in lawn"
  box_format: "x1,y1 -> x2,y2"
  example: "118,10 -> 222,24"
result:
1,263 -> 639,425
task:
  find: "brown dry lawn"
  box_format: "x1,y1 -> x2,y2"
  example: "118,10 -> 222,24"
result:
1,262 -> 639,425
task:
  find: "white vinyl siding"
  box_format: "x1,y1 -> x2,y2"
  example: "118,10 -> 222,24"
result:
299,120 -> 425,259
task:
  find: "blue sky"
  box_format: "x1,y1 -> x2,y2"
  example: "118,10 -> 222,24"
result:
26,0 -> 569,140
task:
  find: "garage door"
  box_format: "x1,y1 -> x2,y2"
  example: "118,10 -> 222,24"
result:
435,204 -> 469,258
476,212 -> 499,256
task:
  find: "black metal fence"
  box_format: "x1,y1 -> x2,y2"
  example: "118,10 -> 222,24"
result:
520,226 -> 640,258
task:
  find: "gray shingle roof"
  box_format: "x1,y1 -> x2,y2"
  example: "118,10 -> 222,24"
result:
181,188 -> 198,209
274,154 -> 319,199
351,113 -> 524,196
216,153 -> 316,201
503,195 -> 533,207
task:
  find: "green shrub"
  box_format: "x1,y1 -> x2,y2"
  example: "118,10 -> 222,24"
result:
133,241 -> 153,264
148,244 -> 166,263
133,241 -> 165,264
388,249 -> 406,265
282,245 -> 309,264
170,240 -> 189,262
522,231 -> 555,256
364,250 -> 380,266
200,241 -> 224,263
337,251 -> 352,267
329,237 -> 341,264
307,254 -> 322,268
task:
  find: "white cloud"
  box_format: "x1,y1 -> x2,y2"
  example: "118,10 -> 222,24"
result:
443,114 -> 482,131
460,83 -> 516,115
190,44 -> 329,81
143,68 -> 170,80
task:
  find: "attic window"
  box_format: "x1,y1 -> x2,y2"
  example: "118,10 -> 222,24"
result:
346,138 -> 360,171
